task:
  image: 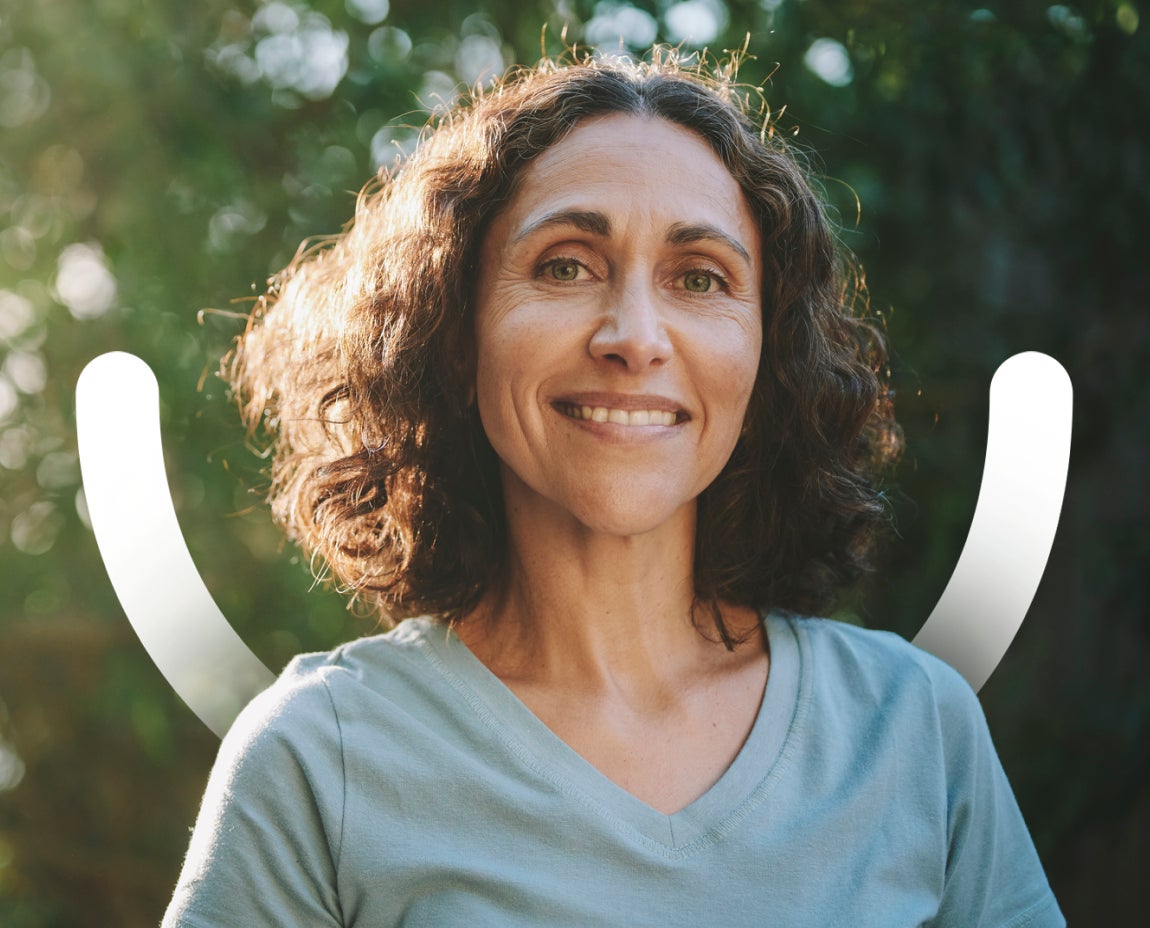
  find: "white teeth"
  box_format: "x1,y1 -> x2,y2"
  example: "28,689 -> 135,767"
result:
558,404 -> 678,426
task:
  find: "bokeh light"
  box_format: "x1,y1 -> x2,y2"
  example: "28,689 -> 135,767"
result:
54,243 -> 117,321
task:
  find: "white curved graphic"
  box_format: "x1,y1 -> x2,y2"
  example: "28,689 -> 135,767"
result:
76,352 -> 274,737
76,350 -> 1071,737
912,351 -> 1072,691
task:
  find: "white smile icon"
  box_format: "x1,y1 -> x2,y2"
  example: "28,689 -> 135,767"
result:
76,353 -> 274,737
910,352 -> 1072,690
75,351 -> 1072,737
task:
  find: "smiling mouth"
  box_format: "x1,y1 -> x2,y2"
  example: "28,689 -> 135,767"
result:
553,402 -> 683,427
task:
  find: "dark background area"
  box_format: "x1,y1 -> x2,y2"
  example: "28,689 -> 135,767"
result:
1,0 -> 1147,923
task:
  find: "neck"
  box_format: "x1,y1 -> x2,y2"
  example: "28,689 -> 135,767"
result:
457,473 -> 755,696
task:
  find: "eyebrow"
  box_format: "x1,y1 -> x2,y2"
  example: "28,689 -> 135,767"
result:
666,222 -> 753,267
513,209 -> 753,268
512,209 -> 611,242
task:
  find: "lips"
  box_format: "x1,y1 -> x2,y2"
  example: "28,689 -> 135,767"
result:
552,393 -> 687,427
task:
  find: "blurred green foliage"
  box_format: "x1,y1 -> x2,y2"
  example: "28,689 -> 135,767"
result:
1,0 -> 1147,923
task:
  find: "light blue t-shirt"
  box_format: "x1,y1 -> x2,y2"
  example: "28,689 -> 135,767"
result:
162,612 -> 1064,927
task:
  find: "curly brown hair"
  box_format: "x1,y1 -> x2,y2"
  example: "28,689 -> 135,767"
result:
226,50 -> 902,645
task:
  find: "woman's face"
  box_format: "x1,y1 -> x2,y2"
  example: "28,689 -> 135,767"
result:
473,113 -> 763,538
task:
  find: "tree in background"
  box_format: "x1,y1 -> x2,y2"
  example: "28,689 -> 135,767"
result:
0,0 -> 1146,923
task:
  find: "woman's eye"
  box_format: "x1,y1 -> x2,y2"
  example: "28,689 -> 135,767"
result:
680,270 -> 724,293
542,259 -> 585,282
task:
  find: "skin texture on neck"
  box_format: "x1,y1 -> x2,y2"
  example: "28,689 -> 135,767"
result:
462,467 -> 714,691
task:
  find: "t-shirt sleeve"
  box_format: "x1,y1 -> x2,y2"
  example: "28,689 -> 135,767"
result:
161,663 -> 346,928
927,660 -> 1065,928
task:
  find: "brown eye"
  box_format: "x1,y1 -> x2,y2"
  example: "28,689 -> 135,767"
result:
683,271 -> 717,293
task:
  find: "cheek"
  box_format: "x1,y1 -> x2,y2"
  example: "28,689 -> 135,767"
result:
472,292 -> 514,401
473,311 -> 528,411
711,322 -> 763,414
473,344 -> 513,450
472,314 -> 542,465
710,337 -> 762,468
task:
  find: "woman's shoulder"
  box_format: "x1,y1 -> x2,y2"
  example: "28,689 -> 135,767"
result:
773,613 -> 1003,805
223,616 -> 449,749
778,612 -> 980,719
282,614 -> 447,681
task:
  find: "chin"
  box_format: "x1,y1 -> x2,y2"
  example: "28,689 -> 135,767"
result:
561,487 -> 696,539
576,512 -> 675,538
501,462 -> 706,540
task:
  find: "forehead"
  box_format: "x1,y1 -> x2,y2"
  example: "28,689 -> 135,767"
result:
495,113 -> 758,245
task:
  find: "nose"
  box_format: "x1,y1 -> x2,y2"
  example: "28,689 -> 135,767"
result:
588,278 -> 673,370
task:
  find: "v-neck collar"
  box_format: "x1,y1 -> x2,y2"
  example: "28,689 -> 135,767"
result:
408,610 -> 804,853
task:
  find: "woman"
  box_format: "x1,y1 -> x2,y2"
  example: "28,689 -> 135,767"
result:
163,52 -> 1063,926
